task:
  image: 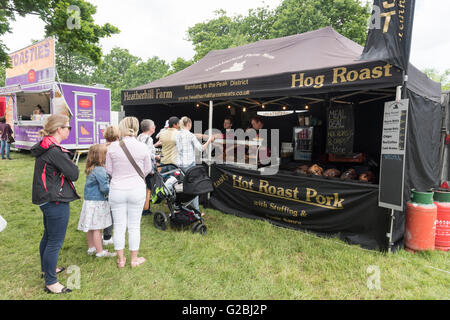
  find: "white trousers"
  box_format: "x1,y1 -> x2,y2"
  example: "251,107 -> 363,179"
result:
109,187 -> 146,251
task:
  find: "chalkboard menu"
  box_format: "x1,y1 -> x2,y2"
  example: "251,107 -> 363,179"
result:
326,104 -> 354,155
379,99 -> 409,211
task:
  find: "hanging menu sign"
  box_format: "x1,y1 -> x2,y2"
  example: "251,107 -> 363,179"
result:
326,104 -> 354,155
379,99 -> 409,211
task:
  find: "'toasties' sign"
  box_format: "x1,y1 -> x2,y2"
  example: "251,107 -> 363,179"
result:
5,38 -> 55,86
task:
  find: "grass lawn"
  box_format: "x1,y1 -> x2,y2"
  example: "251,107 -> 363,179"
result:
0,151 -> 449,300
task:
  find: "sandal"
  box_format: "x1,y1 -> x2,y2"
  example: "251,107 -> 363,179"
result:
130,257 -> 146,268
117,258 -> 126,269
44,286 -> 72,294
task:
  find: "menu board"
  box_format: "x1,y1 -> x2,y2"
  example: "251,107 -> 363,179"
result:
326,104 -> 354,155
379,99 -> 409,211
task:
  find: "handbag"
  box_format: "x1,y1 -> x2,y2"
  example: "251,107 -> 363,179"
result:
7,135 -> 15,144
143,188 -> 151,210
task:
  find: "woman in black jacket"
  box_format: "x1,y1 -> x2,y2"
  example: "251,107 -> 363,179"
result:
31,114 -> 80,294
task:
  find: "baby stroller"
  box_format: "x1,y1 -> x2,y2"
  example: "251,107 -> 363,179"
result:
149,163 -> 214,235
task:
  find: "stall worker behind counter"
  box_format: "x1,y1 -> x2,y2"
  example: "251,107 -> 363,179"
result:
32,105 -> 45,121
214,116 -> 235,161
250,115 -> 271,160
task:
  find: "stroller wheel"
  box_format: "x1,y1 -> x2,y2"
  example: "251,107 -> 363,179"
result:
154,211 -> 168,231
198,224 -> 207,236
192,223 -> 207,236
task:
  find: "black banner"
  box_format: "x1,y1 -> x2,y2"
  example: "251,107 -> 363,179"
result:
209,164 -> 391,251
361,0 -> 416,71
122,62 -> 402,106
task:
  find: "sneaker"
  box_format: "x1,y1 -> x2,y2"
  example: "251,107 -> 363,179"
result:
87,247 -> 96,255
103,238 -> 114,246
96,250 -> 117,258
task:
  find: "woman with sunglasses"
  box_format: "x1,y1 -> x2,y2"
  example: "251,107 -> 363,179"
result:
31,114 -> 80,294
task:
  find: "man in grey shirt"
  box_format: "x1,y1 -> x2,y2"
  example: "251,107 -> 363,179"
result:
137,119 -> 159,215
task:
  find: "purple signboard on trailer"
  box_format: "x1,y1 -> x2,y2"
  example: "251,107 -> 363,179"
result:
76,95 -> 94,120
13,125 -> 42,150
77,121 -> 95,145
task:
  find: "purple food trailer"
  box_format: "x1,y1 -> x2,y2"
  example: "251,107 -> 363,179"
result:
0,38 -> 111,150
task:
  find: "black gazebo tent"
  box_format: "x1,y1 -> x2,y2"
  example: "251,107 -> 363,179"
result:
122,26 -> 441,251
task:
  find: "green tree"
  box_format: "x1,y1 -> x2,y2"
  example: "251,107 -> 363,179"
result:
423,68 -> 450,91
239,6 -> 277,43
123,56 -> 170,89
92,47 -> 140,111
165,57 -> 194,76
187,9 -> 251,61
271,0 -> 370,45
186,0 -> 370,63
55,42 -> 96,85
0,0 -> 119,68
93,49 -> 170,111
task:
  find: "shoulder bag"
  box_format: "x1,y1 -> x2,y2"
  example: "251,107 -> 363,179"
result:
119,140 -> 152,210
119,140 -> 145,181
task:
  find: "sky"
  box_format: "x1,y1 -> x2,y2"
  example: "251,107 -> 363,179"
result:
1,0 -> 449,75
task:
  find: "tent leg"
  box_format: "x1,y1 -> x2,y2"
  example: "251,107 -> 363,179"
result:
207,100 -> 213,202
387,86 -> 403,253
387,209 -> 395,253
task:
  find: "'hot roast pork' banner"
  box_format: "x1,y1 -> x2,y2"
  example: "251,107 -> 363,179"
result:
209,164 -> 392,251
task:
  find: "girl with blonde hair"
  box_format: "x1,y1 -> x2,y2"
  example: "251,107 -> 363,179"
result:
77,144 -> 115,258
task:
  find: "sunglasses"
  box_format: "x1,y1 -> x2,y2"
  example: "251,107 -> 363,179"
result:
61,126 -> 72,130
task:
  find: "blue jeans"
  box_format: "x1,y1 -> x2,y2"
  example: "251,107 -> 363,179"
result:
39,202 -> 70,286
180,163 -> 199,211
0,140 -> 10,159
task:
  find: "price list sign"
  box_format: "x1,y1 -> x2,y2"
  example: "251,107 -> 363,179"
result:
379,99 -> 409,211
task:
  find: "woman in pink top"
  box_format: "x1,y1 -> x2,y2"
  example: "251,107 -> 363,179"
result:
106,117 -> 152,268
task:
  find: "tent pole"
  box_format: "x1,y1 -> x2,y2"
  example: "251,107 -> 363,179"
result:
207,100 -> 213,201
388,85 -> 404,253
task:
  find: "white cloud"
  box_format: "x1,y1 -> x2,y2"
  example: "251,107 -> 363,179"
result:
1,0 -> 448,74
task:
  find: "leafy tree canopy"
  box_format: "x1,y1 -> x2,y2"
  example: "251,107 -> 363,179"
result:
92,48 -> 169,111
0,0 -> 119,68
186,0 -> 370,62
423,68 -> 450,91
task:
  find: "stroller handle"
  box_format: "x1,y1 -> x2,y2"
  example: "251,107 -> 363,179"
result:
157,164 -> 185,180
